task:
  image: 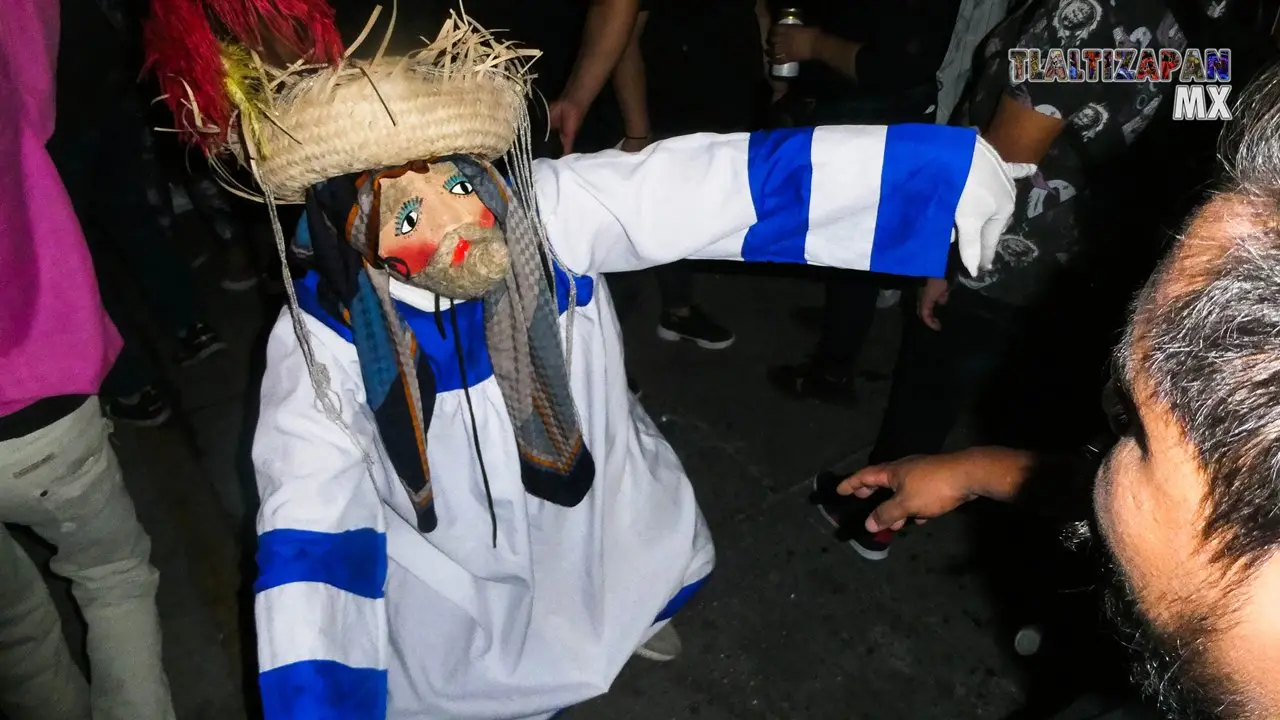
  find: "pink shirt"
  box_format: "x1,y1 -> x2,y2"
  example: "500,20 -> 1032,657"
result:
0,0 -> 121,416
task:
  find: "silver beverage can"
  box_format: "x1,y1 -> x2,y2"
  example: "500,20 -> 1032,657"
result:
771,8 -> 803,79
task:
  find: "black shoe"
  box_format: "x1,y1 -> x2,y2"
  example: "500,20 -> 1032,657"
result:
789,306 -> 822,334
657,307 -> 735,350
810,470 -> 897,560
175,323 -> 227,366
104,386 -> 173,427
767,359 -> 857,406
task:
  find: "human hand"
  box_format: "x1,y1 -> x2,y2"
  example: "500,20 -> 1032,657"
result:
952,135 -> 1026,276
770,25 -> 822,64
918,277 -> 950,330
548,98 -> 587,156
836,454 -> 982,533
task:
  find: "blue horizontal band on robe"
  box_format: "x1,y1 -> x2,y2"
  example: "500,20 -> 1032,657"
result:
260,661 -> 388,720
654,574 -> 710,623
256,528 -> 387,598
533,124 -> 980,278
290,264 -> 593,395
741,124 -> 975,278
254,527 -> 709,719
256,526 -> 391,720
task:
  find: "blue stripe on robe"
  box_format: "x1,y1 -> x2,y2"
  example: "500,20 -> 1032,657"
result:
260,660 -> 388,720
255,528 -> 387,598
654,574 -> 711,623
738,124 -> 976,277
869,124 -> 975,277
292,267 -> 592,393
740,127 -> 814,264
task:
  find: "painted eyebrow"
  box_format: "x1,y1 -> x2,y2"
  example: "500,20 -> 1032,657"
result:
377,177 -> 419,224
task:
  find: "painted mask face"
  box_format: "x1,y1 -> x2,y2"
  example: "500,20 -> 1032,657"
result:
376,160 -> 508,299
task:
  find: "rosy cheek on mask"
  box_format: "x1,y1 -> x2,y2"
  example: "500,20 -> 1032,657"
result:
478,207 -> 496,229
384,237 -> 440,275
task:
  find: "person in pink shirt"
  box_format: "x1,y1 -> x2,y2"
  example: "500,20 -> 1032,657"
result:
0,0 -> 177,717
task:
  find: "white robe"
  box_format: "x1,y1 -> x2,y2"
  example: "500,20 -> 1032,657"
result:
251,125 -> 1017,719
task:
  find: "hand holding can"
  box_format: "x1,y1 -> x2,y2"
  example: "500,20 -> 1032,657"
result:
770,8 -> 803,78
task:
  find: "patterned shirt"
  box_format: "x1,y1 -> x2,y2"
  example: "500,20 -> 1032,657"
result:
935,0 -> 1012,123
954,0 -> 1185,306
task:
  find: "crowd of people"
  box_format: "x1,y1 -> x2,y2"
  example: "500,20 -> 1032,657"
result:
3,0 -> 1280,718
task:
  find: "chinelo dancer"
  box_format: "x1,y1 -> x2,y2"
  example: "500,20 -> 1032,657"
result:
142,0 -> 1028,716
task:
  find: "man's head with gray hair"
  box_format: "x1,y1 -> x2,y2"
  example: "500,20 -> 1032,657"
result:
1091,63 -> 1280,719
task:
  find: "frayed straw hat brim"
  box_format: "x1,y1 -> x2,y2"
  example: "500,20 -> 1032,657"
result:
208,11 -> 538,204
246,65 -> 524,203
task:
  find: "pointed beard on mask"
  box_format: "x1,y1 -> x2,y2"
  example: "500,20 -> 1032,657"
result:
390,221 -> 509,300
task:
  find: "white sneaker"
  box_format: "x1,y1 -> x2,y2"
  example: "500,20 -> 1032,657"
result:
634,623 -> 682,662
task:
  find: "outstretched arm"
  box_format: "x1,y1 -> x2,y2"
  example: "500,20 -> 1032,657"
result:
253,318 -> 390,719
837,444 -> 1099,532
838,448 -> 1036,533
536,124 -> 1020,278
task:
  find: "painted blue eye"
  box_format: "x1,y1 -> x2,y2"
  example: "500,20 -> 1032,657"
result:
396,197 -> 422,236
444,174 -> 474,196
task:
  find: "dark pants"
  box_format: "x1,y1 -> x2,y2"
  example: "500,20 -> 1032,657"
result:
816,269 -> 888,370
608,262 -> 696,325
148,125 -> 252,249
868,286 -> 1107,464
172,171 -> 250,249
49,99 -> 207,396
806,87 -> 939,372
867,288 -> 1020,464
93,261 -> 160,399
604,126 -> 717,324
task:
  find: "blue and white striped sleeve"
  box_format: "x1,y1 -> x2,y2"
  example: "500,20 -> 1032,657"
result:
535,124 -> 988,279
252,315 -> 389,720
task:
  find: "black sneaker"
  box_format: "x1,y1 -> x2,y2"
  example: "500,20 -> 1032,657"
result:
657,307 -> 735,350
104,386 -> 173,427
810,470 -> 897,560
175,323 -> 227,367
789,306 -> 822,334
767,359 -> 857,406
220,272 -> 261,292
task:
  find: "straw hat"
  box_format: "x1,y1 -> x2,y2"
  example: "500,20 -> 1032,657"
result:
246,64 -> 523,203
147,4 -> 538,204
236,15 -> 535,203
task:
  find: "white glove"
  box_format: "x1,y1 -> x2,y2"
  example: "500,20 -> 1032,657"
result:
952,135 -> 1036,277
